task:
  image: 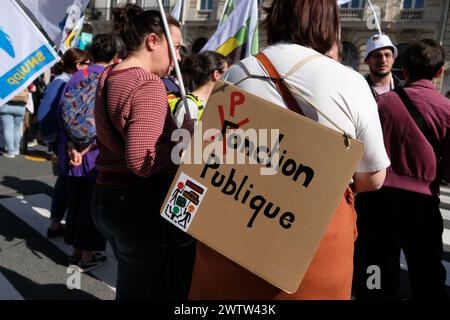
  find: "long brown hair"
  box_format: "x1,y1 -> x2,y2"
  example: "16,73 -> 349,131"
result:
263,0 -> 340,55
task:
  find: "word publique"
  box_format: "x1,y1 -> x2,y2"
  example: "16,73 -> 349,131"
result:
171,124 -> 316,230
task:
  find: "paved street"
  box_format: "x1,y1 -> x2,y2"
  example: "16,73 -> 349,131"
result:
0,146 -> 115,300
0,145 -> 449,300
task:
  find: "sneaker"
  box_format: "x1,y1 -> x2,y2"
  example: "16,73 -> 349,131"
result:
78,254 -> 108,273
27,140 -> 38,147
2,153 -> 15,159
46,225 -> 65,238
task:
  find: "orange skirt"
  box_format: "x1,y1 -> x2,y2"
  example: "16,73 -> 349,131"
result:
189,188 -> 357,300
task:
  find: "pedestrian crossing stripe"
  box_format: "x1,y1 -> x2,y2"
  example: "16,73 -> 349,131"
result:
441,194 -> 450,205
0,194 -> 116,296
0,271 -> 23,300
0,191 -> 449,298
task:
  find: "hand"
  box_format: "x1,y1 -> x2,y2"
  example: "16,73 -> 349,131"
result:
68,147 -> 82,166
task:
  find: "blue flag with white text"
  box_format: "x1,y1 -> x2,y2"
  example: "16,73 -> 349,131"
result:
0,0 -> 59,106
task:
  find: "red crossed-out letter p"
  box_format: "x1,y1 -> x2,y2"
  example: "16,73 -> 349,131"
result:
230,91 -> 245,117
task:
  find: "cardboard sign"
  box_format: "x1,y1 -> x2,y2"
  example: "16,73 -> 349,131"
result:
161,80 -> 364,293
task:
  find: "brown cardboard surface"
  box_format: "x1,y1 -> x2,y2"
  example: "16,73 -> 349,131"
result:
161,80 -> 364,293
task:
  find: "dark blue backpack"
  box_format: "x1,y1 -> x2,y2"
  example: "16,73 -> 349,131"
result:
61,69 -> 99,146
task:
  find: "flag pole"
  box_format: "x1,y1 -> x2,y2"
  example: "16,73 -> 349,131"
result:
156,0 -> 191,120
367,0 -> 382,35
180,0 -> 185,24
180,0 -> 188,53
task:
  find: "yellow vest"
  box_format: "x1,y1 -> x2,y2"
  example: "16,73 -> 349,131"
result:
167,92 -> 204,121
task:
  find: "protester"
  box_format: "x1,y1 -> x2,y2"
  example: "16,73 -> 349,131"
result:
169,51 -> 228,127
0,88 -> 30,158
354,39 -> 450,300
189,0 -> 390,300
21,82 -> 37,154
22,76 -> 48,151
38,49 -> 89,149
58,34 -> 116,272
37,48 -> 90,238
364,33 -> 401,96
50,62 -> 65,81
92,4 -> 195,299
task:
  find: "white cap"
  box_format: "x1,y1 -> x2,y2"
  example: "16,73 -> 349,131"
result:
365,34 -> 398,61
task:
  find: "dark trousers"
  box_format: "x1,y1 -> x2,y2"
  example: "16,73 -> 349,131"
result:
91,185 -> 196,300
353,187 -> 448,300
65,177 -> 106,252
50,175 -> 69,223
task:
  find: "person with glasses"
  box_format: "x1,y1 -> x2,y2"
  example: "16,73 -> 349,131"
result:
77,61 -> 91,67
36,48 -> 89,238
57,34 -> 117,272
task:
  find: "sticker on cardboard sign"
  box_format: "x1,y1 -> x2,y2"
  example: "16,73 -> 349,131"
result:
162,172 -> 208,232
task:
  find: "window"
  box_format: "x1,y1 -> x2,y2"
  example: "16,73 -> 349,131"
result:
121,0 -> 142,5
200,0 -> 213,11
403,0 -> 425,9
340,0 -> 365,9
341,42 -> 359,70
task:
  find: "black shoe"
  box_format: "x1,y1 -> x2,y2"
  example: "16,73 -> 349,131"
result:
68,252 -> 103,266
78,254 -> 108,273
46,225 -> 65,238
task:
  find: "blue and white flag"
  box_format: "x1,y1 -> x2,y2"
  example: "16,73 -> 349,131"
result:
171,0 -> 182,21
0,0 -> 59,106
20,0 -> 89,51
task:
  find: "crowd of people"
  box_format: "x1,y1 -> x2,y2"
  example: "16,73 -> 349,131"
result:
0,0 -> 449,300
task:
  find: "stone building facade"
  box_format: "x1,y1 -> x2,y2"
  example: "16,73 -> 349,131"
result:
86,0 -> 450,92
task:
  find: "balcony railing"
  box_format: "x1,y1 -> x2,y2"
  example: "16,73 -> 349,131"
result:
196,10 -> 212,20
340,8 -> 364,21
400,9 -> 424,21
88,5 -> 171,22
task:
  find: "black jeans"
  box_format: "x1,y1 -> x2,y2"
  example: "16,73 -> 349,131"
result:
353,187 -> 448,300
91,184 -> 196,300
65,177 -> 106,251
50,175 -> 69,223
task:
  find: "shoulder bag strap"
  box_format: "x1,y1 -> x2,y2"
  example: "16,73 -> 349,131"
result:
394,86 -> 441,157
255,52 -> 304,116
